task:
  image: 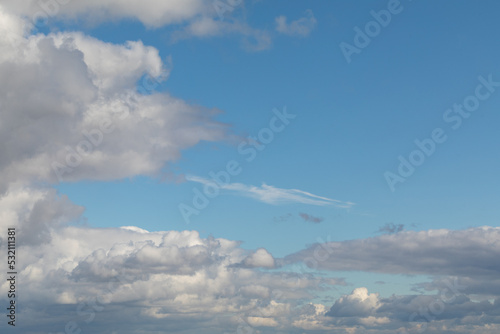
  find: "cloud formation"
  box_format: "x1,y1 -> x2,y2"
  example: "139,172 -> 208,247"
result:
1,0 -> 212,28
1,1 -> 309,52
2,187 -> 500,333
186,175 -> 355,207
1,3 -> 500,334
377,222 -> 405,234
0,9 -> 230,193
286,226 -> 500,278
299,212 -> 324,223
275,10 -> 317,37
0,188 -> 346,333
173,16 -> 273,51
321,286 -> 500,333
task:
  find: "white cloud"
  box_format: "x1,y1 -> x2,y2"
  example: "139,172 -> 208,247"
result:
275,10 -> 317,37
0,10 -> 230,193
327,287 -> 381,317
1,0 -> 211,28
239,248 -> 276,268
0,188 -> 347,333
2,188 -> 500,333
186,175 -> 355,208
172,16 -> 272,51
2,3 -> 500,334
1,1 -> 274,52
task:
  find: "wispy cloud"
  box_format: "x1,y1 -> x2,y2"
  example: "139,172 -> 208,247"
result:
275,9 -> 317,37
186,175 -> 354,208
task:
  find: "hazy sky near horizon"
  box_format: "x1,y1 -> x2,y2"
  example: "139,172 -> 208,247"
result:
1,1 -> 500,333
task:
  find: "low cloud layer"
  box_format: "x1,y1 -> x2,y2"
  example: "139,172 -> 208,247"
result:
1,188 -> 500,333
0,187 -> 345,333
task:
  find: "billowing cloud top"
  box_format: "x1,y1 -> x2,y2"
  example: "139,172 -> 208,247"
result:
0,7 -> 230,193
2,185 -> 500,333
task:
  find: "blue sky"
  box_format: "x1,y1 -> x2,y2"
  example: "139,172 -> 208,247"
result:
55,0 -> 500,251
2,1 -> 500,333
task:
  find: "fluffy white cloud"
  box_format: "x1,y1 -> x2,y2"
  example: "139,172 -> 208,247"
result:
1,1 -> 311,53
173,16 -> 273,51
1,0 -> 211,28
0,9 -> 230,193
0,188 -> 347,333
327,287 -> 381,317
239,248 -> 276,268
2,187 -> 500,333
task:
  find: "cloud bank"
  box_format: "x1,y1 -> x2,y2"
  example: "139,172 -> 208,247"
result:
1,187 -> 500,333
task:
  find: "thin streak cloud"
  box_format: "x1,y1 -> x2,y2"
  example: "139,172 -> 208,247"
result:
186,175 -> 354,208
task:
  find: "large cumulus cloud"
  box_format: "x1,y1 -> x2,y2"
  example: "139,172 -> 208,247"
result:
0,188 -> 347,333
0,7 -> 230,193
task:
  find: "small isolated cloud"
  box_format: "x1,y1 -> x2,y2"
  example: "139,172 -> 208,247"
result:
172,17 -> 272,52
186,176 -> 354,208
377,223 -> 404,234
299,213 -> 324,223
275,9 -> 317,37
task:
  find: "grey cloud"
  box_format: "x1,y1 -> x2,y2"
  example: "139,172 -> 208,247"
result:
377,222 -> 405,234
285,227 -> 500,278
327,287 -> 380,318
322,286 -> 500,333
0,187 -> 84,246
299,212 -> 324,223
0,188 -> 346,333
2,192 -> 500,334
